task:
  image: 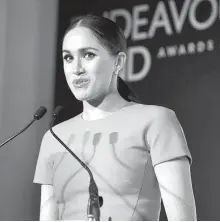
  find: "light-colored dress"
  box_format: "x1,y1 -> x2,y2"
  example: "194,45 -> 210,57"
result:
34,103 -> 192,221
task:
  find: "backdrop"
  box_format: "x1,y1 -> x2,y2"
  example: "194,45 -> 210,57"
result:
0,0 -> 58,220
55,0 -> 220,220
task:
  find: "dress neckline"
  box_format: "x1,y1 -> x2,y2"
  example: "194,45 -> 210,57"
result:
80,101 -> 137,122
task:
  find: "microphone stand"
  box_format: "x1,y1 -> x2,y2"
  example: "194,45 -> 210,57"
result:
0,106 -> 47,148
0,119 -> 35,148
49,107 -> 102,221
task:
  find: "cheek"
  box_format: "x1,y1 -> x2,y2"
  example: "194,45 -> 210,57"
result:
63,63 -> 69,73
63,64 -> 71,80
88,60 -> 114,78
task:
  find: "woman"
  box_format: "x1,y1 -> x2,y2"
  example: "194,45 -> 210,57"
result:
34,14 -> 197,221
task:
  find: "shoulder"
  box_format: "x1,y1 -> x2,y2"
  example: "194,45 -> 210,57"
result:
146,104 -> 175,117
130,102 -> 176,121
148,105 -> 179,130
148,105 -> 176,123
142,105 -> 184,142
130,103 -> 181,135
38,114 -> 82,155
52,113 -> 81,133
42,113 -> 82,141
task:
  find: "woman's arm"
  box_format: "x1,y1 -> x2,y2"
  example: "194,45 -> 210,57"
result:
40,185 -> 59,221
154,156 -> 197,221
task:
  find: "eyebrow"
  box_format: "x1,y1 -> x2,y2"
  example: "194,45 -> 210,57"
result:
62,47 -> 99,53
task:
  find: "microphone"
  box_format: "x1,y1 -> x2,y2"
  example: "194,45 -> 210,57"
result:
0,106 -> 47,148
49,106 -> 103,221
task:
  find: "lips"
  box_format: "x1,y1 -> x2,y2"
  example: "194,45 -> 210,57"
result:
72,78 -> 90,88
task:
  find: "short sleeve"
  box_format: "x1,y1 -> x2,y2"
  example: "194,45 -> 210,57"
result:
33,131 -> 54,185
145,108 -> 192,167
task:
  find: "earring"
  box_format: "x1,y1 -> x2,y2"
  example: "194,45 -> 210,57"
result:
114,66 -> 120,75
114,69 -> 119,75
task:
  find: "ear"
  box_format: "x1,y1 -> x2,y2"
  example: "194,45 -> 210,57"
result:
114,52 -> 127,74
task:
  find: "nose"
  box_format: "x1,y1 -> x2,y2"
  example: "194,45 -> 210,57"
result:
71,57 -> 85,76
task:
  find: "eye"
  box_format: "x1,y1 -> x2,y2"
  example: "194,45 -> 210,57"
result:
63,54 -> 73,63
84,52 -> 96,60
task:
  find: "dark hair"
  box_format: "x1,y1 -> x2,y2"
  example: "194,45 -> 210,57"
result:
63,14 -> 138,102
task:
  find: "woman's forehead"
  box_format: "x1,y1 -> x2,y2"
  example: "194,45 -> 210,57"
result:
63,27 -> 103,52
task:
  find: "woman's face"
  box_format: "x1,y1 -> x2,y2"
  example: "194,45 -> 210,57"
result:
62,27 -> 117,102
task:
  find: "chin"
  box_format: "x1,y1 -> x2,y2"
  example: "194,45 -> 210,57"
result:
71,87 -> 102,102
75,94 -> 104,103
74,93 -> 92,101
69,87 -> 89,101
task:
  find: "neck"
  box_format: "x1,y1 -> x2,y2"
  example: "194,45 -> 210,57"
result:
81,93 -> 131,121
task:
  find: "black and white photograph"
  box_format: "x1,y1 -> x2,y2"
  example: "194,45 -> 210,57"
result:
0,0 -> 219,221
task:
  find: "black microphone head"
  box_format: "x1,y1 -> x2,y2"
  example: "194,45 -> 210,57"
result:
34,106 -> 47,120
52,105 -> 63,119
